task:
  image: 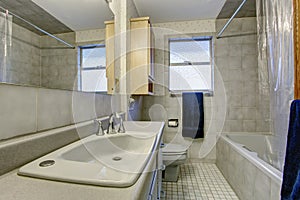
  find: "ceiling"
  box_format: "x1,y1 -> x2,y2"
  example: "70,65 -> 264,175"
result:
133,0 -> 227,23
217,0 -> 256,19
32,0 -> 114,31
0,0 -> 256,35
0,0 -> 72,35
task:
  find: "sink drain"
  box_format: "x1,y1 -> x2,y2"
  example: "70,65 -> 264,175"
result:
112,156 -> 122,161
39,160 -> 55,167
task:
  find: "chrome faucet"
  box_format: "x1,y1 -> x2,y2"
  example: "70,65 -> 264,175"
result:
94,119 -> 105,136
106,112 -> 125,134
107,113 -> 116,134
116,112 -> 126,133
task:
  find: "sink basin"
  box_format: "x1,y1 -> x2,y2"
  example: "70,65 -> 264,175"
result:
59,132 -> 156,172
18,121 -> 164,187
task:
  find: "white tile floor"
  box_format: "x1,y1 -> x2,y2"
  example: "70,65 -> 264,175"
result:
161,163 -> 239,200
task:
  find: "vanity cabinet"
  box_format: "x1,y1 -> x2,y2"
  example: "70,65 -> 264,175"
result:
148,141 -> 164,200
130,17 -> 155,95
105,20 -> 115,94
148,159 -> 162,199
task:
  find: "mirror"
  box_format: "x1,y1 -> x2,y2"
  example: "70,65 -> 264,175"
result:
0,0 -> 114,91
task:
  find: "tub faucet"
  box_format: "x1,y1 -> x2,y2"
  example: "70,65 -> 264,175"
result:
94,119 -> 105,136
107,112 -> 125,134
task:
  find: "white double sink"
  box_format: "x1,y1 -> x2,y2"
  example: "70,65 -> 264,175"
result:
18,121 -> 164,187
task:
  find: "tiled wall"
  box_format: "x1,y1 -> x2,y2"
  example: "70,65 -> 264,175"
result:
0,84 -> 112,141
41,32 -> 77,90
0,20 -> 144,140
215,17 -> 270,133
0,82 -> 115,174
142,94 -> 218,162
141,17 -> 266,161
0,19 -> 79,90
3,22 -> 41,86
142,19 -> 218,161
216,137 -> 280,200
0,0 -> 142,176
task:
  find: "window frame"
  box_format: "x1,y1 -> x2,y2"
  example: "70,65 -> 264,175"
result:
78,44 -> 107,93
168,36 -> 214,94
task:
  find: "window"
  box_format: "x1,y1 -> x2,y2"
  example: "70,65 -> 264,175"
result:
78,44 -> 107,92
169,37 -> 213,92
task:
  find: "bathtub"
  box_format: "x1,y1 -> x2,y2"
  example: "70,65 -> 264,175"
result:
217,133 -> 282,200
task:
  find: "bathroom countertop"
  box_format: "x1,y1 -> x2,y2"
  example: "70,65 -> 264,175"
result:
0,121 -> 165,199
0,167 -> 154,200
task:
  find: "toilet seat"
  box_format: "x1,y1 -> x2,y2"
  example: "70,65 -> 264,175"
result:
163,154 -> 186,161
162,143 -> 187,165
162,143 -> 187,155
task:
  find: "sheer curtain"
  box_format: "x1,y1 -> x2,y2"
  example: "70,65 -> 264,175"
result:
0,11 -> 12,82
256,0 -> 294,171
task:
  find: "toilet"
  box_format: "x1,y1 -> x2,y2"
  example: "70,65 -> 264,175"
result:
162,143 -> 187,182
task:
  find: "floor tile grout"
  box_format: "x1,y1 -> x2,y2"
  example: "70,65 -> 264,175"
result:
161,163 -> 239,200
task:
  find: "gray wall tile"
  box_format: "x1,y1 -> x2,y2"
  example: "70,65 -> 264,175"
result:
216,137 -> 279,200
72,91 -> 98,123
3,23 -> 41,86
37,88 -> 73,131
0,84 -> 36,140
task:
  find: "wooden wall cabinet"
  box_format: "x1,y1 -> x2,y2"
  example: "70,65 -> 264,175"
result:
130,17 -> 155,95
104,17 -> 155,95
105,20 -> 115,95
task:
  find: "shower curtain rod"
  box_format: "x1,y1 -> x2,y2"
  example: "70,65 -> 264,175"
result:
0,6 -> 75,49
216,0 -> 248,39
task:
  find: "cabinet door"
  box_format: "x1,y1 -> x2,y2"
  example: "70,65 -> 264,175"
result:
105,21 -> 115,94
130,18 -> 149,94
149,25 -> 155,80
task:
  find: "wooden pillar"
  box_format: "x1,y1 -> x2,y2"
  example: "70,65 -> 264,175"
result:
294,0 -> 300,99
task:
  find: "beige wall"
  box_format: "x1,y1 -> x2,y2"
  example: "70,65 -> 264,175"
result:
76,28 -> 106,44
